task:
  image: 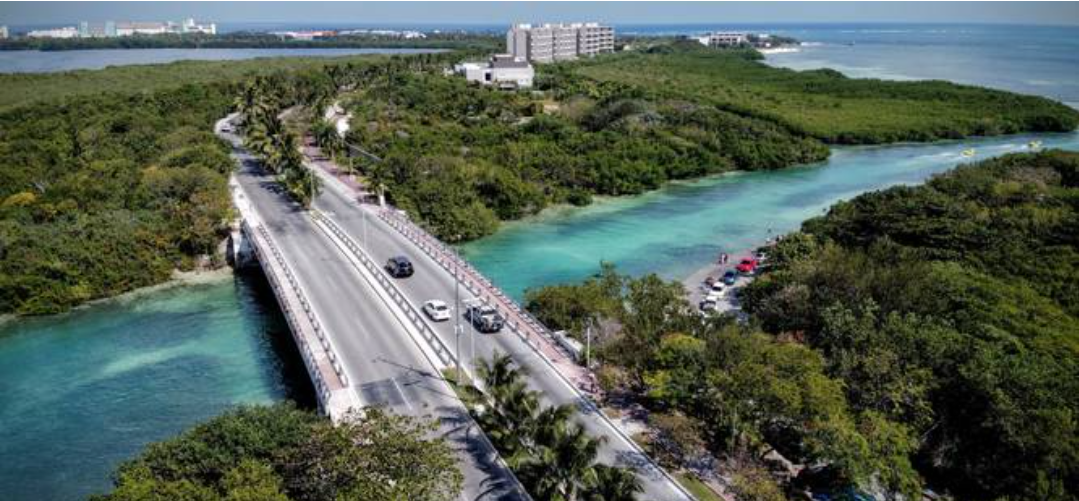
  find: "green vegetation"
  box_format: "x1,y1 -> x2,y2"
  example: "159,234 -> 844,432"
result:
348,69 -> 828,241
460,353 -> 642,501
341,42 -> 1075,241
525,151 -> 1079,500
0,83 -> 236,314
743,150 -> 1079,500
91,403 -> 463,501
569,42 -> 1079,144
0,31 -> 499,52
0,54 -> 403,111
674,473 -> 725,501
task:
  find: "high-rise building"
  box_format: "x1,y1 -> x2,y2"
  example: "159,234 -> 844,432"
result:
0,25 -> 8,39
506,22 -> 614,63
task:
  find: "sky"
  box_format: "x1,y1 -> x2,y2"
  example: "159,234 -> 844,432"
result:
1,1 -> 1078,27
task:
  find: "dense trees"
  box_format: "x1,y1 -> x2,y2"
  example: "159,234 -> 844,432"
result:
91,404 -> 463,501
524,266 -> 922,499
0,31 -> 500,53
523,151 -> 1079,500
743,150 -> 1079,500
461,353 -> 642,501
347,69 -> 828,241
0,84 -> 236,314
572,43 -> 1079,144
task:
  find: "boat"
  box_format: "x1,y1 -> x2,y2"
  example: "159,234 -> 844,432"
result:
1028,140 -> 1043,149
961,148 -> 976,157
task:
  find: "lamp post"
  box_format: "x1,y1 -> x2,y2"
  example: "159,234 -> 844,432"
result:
454,260 -> 462,382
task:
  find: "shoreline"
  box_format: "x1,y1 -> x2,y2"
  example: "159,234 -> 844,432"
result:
0,266 -> 236,330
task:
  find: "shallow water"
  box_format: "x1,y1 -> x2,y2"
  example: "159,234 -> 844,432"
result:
0,272 -> 314,500
461,132 -> 1079,299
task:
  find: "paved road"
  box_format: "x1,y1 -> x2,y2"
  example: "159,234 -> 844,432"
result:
310,170 -> 694,501
217,118 -> 526,501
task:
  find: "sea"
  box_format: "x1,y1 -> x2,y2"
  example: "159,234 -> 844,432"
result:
1,23 -> 1077,500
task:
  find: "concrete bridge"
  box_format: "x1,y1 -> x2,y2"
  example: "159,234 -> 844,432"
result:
219,112 -> 696,500
218,115 -> 529,501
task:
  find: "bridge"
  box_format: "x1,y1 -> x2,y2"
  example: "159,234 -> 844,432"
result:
219,113 -> 696,501
217,116 -> 528,501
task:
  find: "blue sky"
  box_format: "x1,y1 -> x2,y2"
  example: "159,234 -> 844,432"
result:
1,2 -> 1077,26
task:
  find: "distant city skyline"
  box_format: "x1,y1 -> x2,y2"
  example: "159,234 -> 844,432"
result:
1,1 -> 1078,26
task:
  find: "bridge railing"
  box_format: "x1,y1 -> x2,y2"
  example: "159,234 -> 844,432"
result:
243,220 -> 350,410
376,209 -> 579,364
311,211 -> 458,369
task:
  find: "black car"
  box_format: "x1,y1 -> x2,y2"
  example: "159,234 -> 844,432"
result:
464,304 -> 505,333
385,256 -> 414,278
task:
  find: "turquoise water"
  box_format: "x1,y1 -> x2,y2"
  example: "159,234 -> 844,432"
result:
461,132 -> 1079,299
2,22 -> 1079,501
0,273 -> 314,501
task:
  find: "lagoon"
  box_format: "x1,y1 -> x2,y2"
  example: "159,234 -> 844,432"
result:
461,132 -> 1079,300
0,47 -> 436,73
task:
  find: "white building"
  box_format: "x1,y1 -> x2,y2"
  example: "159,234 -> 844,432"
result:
455,54 -> 534,89
115,21 -> 170,36
507,22 -> 614,63
181,18 -> 216,35
698,32 -> 749,47
27,26 -> 79,39
0,26 -> 8,39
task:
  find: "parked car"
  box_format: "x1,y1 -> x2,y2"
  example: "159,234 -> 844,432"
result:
422,300 -> 451,322
699,298 -> 718,312
465,303 -> 505,333
385,256 -> 414,278
709,281 -> 726,295
736,258 -> 759,274
722,269 -> 739,285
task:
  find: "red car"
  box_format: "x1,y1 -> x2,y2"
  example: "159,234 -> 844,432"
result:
736,258 -> 759,274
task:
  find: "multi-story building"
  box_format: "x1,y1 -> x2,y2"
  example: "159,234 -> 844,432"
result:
180,18 -> 216,35
507,22 -> 614,63
698,32 -> 749,47
0,25 -> 8,39
79,21 -> 117,38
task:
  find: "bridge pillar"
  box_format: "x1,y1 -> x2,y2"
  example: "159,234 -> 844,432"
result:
227,223 -> 258,270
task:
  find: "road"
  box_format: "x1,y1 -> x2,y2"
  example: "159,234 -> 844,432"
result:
217,117 -> 527,501
309,164 -> 695,501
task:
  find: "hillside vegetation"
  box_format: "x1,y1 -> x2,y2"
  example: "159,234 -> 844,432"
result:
568,44 -> 1079,143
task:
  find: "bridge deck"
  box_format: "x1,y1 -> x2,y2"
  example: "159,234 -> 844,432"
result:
217,117 -> 527,501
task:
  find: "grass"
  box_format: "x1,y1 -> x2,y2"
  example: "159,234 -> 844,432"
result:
675,472 -> 726,501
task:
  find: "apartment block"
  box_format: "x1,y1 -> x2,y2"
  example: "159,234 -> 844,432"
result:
507,22 -> 614,63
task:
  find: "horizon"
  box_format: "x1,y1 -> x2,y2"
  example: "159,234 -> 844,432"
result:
2,1 -> 1078,27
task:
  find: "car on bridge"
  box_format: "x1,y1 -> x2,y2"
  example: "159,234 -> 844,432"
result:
464,303 -> 505,333
385,256 -> 414,278
422,300 -> 452,322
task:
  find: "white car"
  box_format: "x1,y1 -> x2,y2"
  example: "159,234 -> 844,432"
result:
422,300 -> 451,322
708,281 -> 726,295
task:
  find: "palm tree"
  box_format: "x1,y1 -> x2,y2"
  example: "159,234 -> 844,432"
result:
585,465 -> 642,501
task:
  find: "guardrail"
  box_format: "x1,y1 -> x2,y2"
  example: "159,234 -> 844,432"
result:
242,220 -> 349,410
311,211 -> 458,369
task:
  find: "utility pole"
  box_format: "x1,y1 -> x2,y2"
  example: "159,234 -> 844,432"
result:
585,319 -> 592,370
454,262 -> 462,382
362,208 -> 368,249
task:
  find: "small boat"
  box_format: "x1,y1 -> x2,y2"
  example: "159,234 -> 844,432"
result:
1028,140 -> 1043,149
961,148 -> 976,157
